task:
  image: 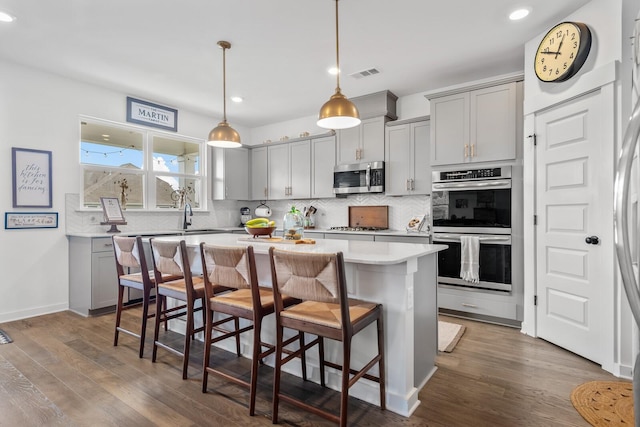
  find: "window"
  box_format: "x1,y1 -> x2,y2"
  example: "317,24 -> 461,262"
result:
80,118 -> 205,210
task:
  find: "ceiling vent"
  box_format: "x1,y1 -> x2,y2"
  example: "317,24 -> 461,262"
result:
350,67 -> 381,79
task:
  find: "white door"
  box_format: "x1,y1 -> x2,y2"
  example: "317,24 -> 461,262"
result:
535,89 -> 612,364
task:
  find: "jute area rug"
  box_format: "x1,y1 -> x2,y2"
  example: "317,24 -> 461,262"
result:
571,380 -> 634,426
438,320 -> 465,353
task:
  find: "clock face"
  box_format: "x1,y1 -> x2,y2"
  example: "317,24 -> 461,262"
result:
535,22 -> 592,83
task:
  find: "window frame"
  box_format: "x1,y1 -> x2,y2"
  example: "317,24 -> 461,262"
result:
79,117 -> 207,211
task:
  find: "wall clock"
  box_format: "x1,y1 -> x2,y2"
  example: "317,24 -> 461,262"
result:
534,21 -> 592,83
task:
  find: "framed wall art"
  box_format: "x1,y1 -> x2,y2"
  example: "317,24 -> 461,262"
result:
5,212 -> 58,229
12,147 -> 52,208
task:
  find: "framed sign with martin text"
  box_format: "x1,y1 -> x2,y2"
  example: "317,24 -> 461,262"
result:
126,96 -> 178,131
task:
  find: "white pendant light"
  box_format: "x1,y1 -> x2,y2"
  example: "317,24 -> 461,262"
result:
207,41 -> 241,148
317,0 -> 360,130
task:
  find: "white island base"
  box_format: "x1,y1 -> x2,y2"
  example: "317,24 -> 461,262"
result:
155,234 -> 446,417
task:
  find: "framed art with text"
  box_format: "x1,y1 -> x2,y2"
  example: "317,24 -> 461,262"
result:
5,212 -> 58,229
12,147 -> 52,208
126,96 -> 178,131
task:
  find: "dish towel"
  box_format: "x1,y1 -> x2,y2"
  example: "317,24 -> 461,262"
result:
460,236 -> 480,283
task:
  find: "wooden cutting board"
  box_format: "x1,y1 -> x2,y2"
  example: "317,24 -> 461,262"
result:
237,236 -> 316,245
348,205 -> 389,228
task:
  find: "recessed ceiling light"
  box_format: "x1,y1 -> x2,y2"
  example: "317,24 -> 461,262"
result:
0,11 -> 16,23
509,8 -> 530,20
328,67 -> 339,75
230,96 -> 243,103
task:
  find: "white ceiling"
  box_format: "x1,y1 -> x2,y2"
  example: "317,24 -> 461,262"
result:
0,0 -> 590,128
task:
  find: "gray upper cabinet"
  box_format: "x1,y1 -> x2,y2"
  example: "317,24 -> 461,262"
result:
336,116 -> 387,164
311,135 -> 336,198
267,140 -> 311,200
385,118 -> 431,196
250,146 -> 268,200
212,147 -> 249,200
430,81 -> 519,166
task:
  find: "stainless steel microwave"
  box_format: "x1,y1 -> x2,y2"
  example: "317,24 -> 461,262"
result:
333,161 -> 384,194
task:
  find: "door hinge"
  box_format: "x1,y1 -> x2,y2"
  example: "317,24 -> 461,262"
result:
534,295 -> 538,306
533,215 -> 537,225
527,133 -> 537,146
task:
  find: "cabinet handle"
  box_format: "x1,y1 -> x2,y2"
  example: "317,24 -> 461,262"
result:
406,179 -> 410,191
411,179 -> 415,190
461,303 -> 478,308
464,144 -> 469,158
104,243 -> 113,248
264,187 -> 268,197
471,144 -> 476,157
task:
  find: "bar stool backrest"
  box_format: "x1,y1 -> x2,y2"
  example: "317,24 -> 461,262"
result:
113,235 -> 143,271
201,244 -> 252,290
151,239 -> 185,278
270,249 -> 342,304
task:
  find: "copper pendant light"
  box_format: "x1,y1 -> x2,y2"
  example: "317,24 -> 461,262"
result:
207,41 -> 241,148
317,0 -> 360,130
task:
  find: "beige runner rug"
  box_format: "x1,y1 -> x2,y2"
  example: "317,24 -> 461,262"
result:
438,320 -> 465,352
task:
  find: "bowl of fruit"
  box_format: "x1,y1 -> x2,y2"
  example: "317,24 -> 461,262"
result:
244,218 -> 277,238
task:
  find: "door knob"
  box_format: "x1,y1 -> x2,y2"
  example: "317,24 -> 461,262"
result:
585,236 -> 600,245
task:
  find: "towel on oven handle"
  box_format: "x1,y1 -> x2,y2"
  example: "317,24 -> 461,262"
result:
460,236 -> 480,283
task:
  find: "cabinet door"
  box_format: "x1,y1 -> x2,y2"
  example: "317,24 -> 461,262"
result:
251,147 -> 268,200
212,147 -> 249,200
289,140 -> 311,199
385,124 -> 411,196
91,251 -> 118,309
224,148 -> 249,200
469,82 -> 516,163
411,120 -> 431,194
267,144 -> 289,200
360,116 -> 386,163
311,136 -> 336,198
430,92 -> 469,165
336,125 -> 361,164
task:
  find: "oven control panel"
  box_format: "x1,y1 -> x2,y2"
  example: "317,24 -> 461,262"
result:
434,166 -> 511,182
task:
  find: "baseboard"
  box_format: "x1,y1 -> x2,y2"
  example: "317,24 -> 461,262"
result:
0,303 -> 68,323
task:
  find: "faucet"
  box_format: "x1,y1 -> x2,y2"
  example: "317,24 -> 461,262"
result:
183,203 -> 193,230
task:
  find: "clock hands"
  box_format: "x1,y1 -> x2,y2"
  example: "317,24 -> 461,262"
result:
555,34 -> 565,59
540,34 -> 566,57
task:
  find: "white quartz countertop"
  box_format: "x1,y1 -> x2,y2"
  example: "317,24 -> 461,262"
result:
154,233 -> 446,265
66,227 -> 430,239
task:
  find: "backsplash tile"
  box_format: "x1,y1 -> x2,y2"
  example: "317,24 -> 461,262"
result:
66,193 -> 430,234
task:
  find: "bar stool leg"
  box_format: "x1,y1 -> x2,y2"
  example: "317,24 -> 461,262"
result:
377,313 -> 386,410
114,285 -> 125,347
249,318 -> 262,416
340,336 -> 352,427
272,324 -> 284,423
202,303 -> 213,393
318,336 -> 326,387
139,287 -> 151,358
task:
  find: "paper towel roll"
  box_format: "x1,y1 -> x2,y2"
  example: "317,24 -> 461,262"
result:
255,206 -> 271,217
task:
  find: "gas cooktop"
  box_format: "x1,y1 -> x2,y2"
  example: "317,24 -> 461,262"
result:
328,226 -> 388,232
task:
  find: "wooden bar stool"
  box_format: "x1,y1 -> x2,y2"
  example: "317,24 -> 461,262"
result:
269,247 -> 386,427
150,238 -> 205,379
112,235 -> 157,358
199,243 -> 300,416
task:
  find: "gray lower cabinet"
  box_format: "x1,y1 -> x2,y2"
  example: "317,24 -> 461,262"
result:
323,233 -> 375,242
69,236 -> 118,316
374,234 -> 430,244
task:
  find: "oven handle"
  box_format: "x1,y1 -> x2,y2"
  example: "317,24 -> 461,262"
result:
432,179 -> 511,191
433,233 -> 512,244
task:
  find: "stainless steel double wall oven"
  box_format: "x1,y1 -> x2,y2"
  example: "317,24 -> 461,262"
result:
432,166 -> 514,292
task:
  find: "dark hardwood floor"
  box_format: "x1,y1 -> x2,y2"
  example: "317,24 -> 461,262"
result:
0,307 -> 618,426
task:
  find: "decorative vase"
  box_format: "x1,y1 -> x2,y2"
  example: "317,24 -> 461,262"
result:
283,208 -> 304,240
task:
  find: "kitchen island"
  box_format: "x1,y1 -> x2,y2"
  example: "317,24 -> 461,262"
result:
154,233 -> 446,417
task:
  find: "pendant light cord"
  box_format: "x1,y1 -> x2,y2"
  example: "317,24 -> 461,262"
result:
335,0 -> 341,92
222,45 -> 227,122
